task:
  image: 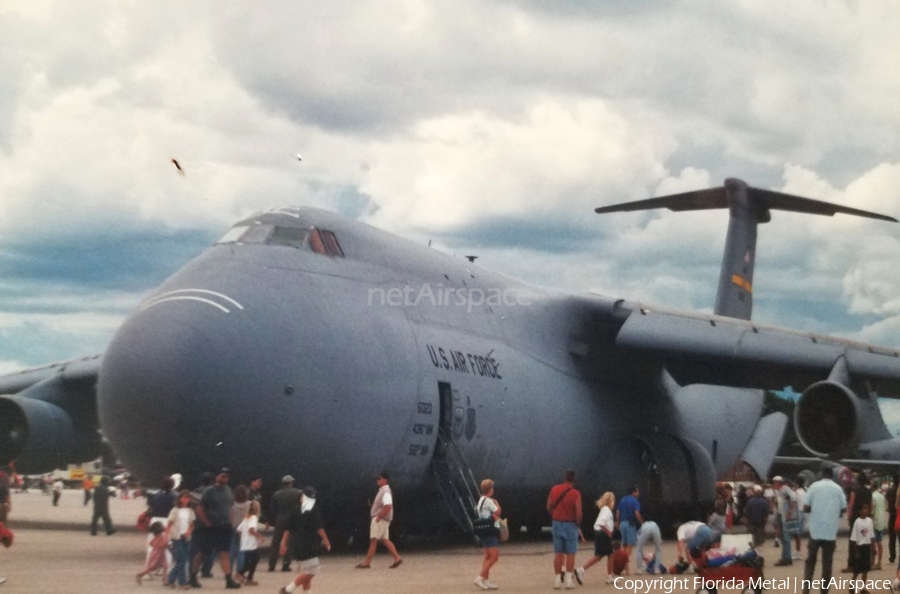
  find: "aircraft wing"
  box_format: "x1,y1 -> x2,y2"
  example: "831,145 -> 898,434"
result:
0,354 -> 103,395
775,456 -> 900,471
614,305 -> 900,395
607,303 -> 900,460
0,354 -> 103,473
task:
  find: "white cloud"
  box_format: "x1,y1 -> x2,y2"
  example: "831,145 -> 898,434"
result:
0,360 -> 26,375
363,98 -> 673,231
0,0 -> 899,367
0,309 -> 125,365
655,168 -> 712,197
856,315 -> 900,348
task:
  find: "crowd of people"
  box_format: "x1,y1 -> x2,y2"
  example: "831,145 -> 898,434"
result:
5,464 -> 900,592
130,469 -> 409,592
476,467 -> 900,593
130,468 -> 334,592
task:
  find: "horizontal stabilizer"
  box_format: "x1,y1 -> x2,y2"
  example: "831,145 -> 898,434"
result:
594,188 -> 727,214
595,178 -> 897,321
758,189 -> 897,222
595,183 -> 897,222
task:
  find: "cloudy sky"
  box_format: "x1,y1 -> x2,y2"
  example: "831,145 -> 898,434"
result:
2,0 -> 900,393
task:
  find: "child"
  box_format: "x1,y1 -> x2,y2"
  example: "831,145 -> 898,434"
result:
166,489 -> 195,590
136,521 -> 168,585
236,500 -> 265,585
850,503 -> 873,594
707,501 -> 728,537
611,541 -> 630,577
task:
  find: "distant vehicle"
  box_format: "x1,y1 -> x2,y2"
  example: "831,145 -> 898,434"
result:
29,458 -> 104,488
2,178 -> 899,535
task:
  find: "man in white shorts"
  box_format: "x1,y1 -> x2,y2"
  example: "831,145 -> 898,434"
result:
356,472 -> 403,569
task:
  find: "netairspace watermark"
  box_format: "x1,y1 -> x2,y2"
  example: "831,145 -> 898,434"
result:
611,576 -> 893,594
367,284 -> 536,313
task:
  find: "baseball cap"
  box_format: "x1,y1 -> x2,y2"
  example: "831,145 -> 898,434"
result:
282,475 -> 295,484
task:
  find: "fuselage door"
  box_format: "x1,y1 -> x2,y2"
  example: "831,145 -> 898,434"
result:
438,381 -> 465,441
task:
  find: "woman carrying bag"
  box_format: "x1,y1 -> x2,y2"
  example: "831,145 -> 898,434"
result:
473,479 -> 502,590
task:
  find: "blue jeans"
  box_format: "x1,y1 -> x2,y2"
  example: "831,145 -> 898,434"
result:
636,523 -> 662,571
229,530 -> 243,574
168,537 -> 190,586
779,516 -> 792,563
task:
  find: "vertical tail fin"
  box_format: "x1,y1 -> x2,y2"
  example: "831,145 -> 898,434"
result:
594,178 -> 896,320
714,179 -> 761,319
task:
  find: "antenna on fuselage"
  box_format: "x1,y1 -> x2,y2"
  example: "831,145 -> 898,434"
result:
594,177 -> 897,321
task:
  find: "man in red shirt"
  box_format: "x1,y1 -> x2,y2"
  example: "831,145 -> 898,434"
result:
546,469 -> 583,589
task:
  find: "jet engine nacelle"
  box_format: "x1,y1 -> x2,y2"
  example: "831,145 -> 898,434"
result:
794,380 -> 861,458
0,395 -> 98,473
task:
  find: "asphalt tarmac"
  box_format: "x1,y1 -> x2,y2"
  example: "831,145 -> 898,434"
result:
1,490 -> 896,593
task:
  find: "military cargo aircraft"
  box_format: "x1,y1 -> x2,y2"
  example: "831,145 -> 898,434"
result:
2,177 -> 899,534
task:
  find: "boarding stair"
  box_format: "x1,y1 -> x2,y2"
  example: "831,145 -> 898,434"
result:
431,429 -> 481,538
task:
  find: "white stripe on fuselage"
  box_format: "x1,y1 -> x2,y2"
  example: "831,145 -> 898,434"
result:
140,296 -> 231,313
142,288 -> 244,311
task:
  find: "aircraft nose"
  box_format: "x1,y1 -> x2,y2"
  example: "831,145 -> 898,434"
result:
97,300 -> 245,479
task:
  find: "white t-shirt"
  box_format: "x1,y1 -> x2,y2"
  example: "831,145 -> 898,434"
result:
167,507 -> 195,540
478,496 -> 499,528
594,506 -> 614,533
238,515 -> 260,551
851,517 -> 874,545
677,521 -> 704,542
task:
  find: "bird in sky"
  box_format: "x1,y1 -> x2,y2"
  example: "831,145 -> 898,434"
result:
295,153 -> 303,162
171,158 -> 185,176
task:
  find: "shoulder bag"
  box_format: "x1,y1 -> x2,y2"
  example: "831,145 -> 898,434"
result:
472,497 -> 500,539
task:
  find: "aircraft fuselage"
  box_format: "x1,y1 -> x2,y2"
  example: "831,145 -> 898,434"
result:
96,207 -> 738,530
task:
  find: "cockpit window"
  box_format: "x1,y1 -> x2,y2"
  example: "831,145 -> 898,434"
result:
320,230 -> 344,256
308,229 -> 344,256
217,226 -> 249,244
217,224 -> 274,245
241,225 -> 274,244
217,224 -> 343,257
268,226 -> 310,248
217,225 -> 276,243
309,229 -> 326,254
